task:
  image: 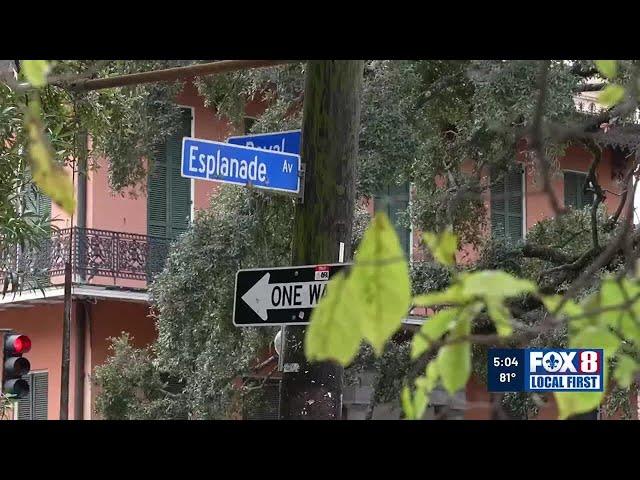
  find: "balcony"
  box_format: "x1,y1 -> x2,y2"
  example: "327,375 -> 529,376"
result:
1,227 -> 171,292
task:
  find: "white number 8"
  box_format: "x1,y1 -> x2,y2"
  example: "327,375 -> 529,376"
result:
580,351 -> 598,373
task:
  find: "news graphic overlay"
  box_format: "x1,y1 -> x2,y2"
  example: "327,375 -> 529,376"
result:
525,349 -> 603,392
488,349 -> 525,392
488,348 -> 604,392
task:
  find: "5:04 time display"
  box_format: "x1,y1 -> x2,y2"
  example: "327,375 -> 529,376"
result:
493,357 -> 519,367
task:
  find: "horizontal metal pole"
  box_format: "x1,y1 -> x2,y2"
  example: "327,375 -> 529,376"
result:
62,60 -> 297,92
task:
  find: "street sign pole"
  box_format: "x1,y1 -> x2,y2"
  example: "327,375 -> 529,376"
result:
279,60 -> 364,420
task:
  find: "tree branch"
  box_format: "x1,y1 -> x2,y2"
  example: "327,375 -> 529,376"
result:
529,60 -> 565,216
521,243 -> 575,265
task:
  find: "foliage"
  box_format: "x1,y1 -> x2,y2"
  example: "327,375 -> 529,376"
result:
23,59 -> 638,419
148,186 -> 293,418
94,182 -> 371,418
305,212 -> 411,364
0,60 -> 201,291
307,213 -> 640,419
93,333 -> 186,420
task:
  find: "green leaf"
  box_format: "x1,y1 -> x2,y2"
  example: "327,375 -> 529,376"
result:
436,315 -> 471,394
305,211 -> 412,363
595,60 -> 617,79
541,295 -> 583,318
22,60 -> 50,88
410,307 -> 457,360
614,354 -> 638,388
486,298 -> 513,337
25,101 -> 75,215
598,84 -> 625,107
460,270 -> 537,300
413,284 -> 467,307
417,361 -> 440,393
555,390 -> 605,420
305,273 -> 364,365
404,362 -> 440,420
570,325 -> 620,360
412,383 -> 428,420
423,227 -> 458,266
595,278 -> 640,344
351,211 -> 411,354
401,386 -> 415,420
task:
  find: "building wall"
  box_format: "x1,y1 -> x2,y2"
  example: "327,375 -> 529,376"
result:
86,299 -> 156,419
0,304 -> 65,420
523,145 -> 624,231
0,299 -> 157,420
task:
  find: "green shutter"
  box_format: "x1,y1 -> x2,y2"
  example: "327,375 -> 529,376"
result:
23,169 -> 52,229
17,371 -> 48,420
564,171 -> 593,210
374,183 -> 410,257
491,168 -> 523,241
147,143 -> 168,238
148,108 -> 192,240
167,112 -> 191,238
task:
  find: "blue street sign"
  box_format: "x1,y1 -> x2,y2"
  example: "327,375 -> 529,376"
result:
181,137 -> 301,194
227,130 -> 301,156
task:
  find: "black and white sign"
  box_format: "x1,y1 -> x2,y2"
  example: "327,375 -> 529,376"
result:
233,263 -> 350,326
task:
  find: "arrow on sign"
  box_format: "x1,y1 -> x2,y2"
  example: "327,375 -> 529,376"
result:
241,273 -> 329,321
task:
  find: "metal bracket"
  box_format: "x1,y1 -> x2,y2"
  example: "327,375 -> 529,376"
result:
297,163 -> 306,204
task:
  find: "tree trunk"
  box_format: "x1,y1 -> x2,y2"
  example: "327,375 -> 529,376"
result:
279,60 -> 364,420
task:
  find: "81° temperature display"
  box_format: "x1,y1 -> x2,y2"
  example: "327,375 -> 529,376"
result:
488,349 -> 525,392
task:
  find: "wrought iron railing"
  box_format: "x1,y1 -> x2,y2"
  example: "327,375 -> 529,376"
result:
1,227 -> 171,288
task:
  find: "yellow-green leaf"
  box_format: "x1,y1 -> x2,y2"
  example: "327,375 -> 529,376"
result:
595,60 -> 617,79
460,270 -> 536,300
417,361 -> 440,393
541,295 -> 583,318
594,278 -> 640,344
413,284 -> 467,307
423,227 -> 458,266
555,390 -> 605,420
404,362 -> 440,420
352,211 -> 411,354
436,316 -> 471,394
614,354 -> 638,388
598,84 -> 625,107
22,60 -> 50,87
570,325 -> 620,360
486,298 -> 513,336
401,386 -> 416,420
25,101 -> 75,215
410,307 -> 458,360
305,273 -> 364,365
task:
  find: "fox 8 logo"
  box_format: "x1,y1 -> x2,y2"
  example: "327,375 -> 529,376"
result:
529,350 -> 601,374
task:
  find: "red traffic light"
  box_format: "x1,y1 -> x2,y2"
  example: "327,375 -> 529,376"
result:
5,334 -> 31,355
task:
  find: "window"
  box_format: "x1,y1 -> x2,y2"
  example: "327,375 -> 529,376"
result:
564,171 -> 593,210
374,183 -> 411,257
17,371 -> 48,420
147,108 -> 193,241
490,168 -> 523,241
23,170 -> 52,228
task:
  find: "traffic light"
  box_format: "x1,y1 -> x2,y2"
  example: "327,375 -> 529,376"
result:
2,332 -> 31,398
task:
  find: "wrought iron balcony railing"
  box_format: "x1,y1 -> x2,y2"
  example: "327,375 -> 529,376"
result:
1,227 -> 171,289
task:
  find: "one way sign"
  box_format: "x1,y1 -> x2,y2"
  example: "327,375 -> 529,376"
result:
233,264 -> 350,326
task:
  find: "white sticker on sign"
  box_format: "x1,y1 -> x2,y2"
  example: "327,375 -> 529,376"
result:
315,266 -> 330,281
284,363 -> 300,373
